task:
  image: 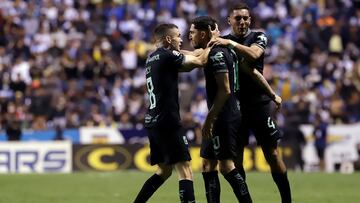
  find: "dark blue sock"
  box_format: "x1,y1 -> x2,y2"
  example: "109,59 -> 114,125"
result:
134,174 -> 164,203
224,169 -> 252,203
179,179 -> 195,203
202,171 -> 220,203
272,172 -> 292,203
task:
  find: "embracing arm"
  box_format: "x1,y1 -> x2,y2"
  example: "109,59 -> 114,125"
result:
210,38 -> 264,61
180,49 -> 204,57
178,47 -> 211,72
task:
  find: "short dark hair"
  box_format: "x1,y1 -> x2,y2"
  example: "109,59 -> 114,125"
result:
191,16 -> 217,31
153,23 -> 178,39
228,3 -> 250,16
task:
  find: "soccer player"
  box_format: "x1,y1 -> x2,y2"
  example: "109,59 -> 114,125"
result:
189,16 -> 252,203
134,23 -> 211,203
210,3 -> 292,203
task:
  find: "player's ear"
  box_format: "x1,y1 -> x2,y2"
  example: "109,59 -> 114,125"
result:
165,35 -> 171,43
200,31 -> 206,39
227,16 -> 231,25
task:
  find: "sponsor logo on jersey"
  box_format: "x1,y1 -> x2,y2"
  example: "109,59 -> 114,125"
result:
172,50 -> 181,56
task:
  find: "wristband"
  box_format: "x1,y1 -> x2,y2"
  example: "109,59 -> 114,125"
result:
228,40 -> 237,49
271,94 -> 276,100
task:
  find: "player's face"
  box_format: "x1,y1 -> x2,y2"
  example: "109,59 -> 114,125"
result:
167,28 -> 183,51
188,24 -> 203,49
228,9 -> 251,36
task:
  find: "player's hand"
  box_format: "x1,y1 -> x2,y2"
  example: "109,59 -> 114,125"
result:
207,24 -> 221,48
273,94 -> 282,110
202,117 -> 215,139
208,37 -> 230,48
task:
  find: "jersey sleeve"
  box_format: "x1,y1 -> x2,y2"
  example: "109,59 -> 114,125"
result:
208,47 -> 229,75
169,49 -> 185,67
252,32 -> 268,50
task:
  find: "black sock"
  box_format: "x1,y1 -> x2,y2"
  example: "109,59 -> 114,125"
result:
237,166 -> 246,181
202,171 -> 220,203
179,179 -> 195,203
272,172 -> 292,203
134,174 -> 165,203
224,169 -> 252,203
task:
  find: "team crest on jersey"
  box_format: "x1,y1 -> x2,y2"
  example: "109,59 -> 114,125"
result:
172,50 -> 181,56
210,51 -> 224,63
257,34 -> 267,46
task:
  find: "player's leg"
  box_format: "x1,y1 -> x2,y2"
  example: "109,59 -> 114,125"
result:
174,161 -> 196,202
262,144 -> 291,203
134,163 -> 172,203
234,144 -> 246,181
134,127 -> 172,203
202,158 -> 220,203
164,126 -> 195,202
219,159 -> 252,203
235,116 -> 250,181
215,119 -> 252,203
251,102 -> 292,203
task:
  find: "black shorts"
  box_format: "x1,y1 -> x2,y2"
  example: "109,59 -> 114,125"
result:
200,117 -> 240,160
238,101 -> 282,146
147,126 -> 191,165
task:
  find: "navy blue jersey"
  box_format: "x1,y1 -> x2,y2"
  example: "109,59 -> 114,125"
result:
144,47 -> 184,128
223,30 -> 271,105
204,46 -> 240,121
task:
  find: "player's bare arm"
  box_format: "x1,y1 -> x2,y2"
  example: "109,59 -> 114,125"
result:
209,38 -> 263,61
180,48 -> 204,56
202,73 -> 231,138
178,47 -> 212,72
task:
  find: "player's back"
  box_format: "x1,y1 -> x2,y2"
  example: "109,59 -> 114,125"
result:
144,47 -> 184,128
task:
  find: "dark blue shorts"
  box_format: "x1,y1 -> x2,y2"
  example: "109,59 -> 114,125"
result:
200,117 -> 241,160
238,101 -> 282,147
147,126 -> 191,165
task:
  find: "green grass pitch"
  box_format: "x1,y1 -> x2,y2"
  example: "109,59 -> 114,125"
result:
0,171 -> 359,203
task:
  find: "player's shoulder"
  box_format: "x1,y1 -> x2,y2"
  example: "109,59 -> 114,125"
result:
251,29 -> 267,36
249,29 -> 268,48
221,34 -> 232,39
211,45 -> 230,54
250,29 -> 268,40
155,47 -> 180,56
209,45 -> 231,59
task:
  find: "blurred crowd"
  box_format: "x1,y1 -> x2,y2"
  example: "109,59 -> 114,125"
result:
0,0 -> 359,136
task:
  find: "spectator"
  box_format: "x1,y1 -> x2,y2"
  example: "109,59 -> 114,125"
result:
6,120 -> 22,141
0,0 -> 358,141
313,113 -> 328,171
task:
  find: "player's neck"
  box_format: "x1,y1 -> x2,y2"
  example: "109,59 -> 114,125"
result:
156,42 -> 171,50
231,28 -> 251,38
200,40 -> 209,49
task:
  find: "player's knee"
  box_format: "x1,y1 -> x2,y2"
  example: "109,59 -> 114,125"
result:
157,165 -> 172,180
175,161 -> 193,180
202,159 -> 217,172
263,146 -> 279,162
219,160 -> 235,175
